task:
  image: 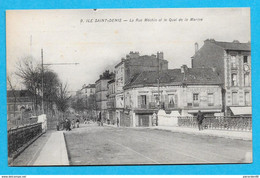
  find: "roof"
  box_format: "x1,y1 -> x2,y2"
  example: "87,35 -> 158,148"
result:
7,90 -> 33,98
213,41 -> 251,51
124,68 -> 222,89
85,84 -> 95,88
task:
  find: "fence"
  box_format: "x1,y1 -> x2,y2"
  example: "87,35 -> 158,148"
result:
8,123 -> 42,157
178,116 -> 252,131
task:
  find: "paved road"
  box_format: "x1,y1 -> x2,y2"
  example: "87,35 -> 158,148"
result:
64,124 -> 252,165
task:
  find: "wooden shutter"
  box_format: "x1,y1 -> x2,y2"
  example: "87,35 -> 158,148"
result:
138,95 -> 142,108
175,94 -> 178,107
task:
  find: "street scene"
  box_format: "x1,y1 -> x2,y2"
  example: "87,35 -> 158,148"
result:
6,8 -> 252,166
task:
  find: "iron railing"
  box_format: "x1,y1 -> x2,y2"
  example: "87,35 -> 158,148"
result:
178,116 -> 252,131
8,123 -> 42,157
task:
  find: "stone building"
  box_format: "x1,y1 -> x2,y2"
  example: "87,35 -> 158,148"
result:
7,90 -> 35,127
81,84 -> 96,97
123,66 -> 223,127
95,70 -> 114,122
114,51 -> 168,126
107,78 -> 116,124
191,39 -> 251,116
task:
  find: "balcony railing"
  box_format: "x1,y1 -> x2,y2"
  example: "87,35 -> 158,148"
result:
178,116 -> 252,131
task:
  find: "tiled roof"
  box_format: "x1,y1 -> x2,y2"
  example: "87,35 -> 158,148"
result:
184,68 -> 222,84
124,68 -> 222,89
213,41 -> 251,51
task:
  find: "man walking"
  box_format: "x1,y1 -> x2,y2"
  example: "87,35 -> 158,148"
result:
197,110 -> 204,131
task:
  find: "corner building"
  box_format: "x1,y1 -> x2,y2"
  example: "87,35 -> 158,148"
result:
114,51 -> 168,126
191,39 -> 251,116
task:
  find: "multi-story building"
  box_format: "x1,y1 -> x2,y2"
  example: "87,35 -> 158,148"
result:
114,51 -> 168,126
81,84 -> 96,97
191,39 -> 251,116
123,65 -> 223,127
107,78 -> 116,124
95,70 -> 114,122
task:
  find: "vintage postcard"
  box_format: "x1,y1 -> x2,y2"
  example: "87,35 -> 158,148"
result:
6,8 -> 252,166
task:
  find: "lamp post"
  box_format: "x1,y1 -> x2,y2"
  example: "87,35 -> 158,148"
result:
41,48 -> 79,115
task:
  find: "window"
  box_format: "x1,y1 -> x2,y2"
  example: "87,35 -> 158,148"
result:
193,93 -> 199,107
243,56 -> 248,64
245,92 -> 250,105
231,56 -> 237,68
231,73 -> 237,86
244,73 -> 250,86
141,95 -> 147,105
232,92 -> 238,105
193,93 -> 199,101
208,93 -> 214,106
168,94 -> 175,105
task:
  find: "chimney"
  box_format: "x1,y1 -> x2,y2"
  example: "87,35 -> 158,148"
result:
212,67 -> 216,72
204,38 -> 215,44
129,51 -> 139,59
181,65 -> 188,73
157,52 -> 164,60
195,42 -> 199,53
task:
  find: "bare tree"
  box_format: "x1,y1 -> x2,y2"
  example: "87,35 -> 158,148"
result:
15,56 -> 41,114
55,82 -> 71,119
7,74 -> 17,120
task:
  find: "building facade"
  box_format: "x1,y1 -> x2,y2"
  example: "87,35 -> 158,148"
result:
7,90 -> 35,127
123,66 -> 223,127
107,78 -> 116,124
114,51 -> 169,126
82,84 -> 96,97
191,39 -> 251,116
95,70 -> 114,122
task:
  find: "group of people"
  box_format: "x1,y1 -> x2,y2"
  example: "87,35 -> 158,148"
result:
57,118 -> 80,131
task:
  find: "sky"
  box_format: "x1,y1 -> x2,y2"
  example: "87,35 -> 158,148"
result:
6,8 -> 250,92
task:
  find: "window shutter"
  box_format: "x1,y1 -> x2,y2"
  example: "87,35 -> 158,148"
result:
138,96 -> 142,108
175,94 -> 178,107
165,95 -> 169,105
151,94 -> 155,103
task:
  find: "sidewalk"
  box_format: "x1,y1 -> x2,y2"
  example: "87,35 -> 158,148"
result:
33,131 -> 69,166
148,126 -> 252,141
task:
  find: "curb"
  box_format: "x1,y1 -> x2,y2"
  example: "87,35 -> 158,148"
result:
63,132 -> 71,166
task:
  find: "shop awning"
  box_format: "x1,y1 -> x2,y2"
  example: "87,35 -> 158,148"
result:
230,106 -> 252,115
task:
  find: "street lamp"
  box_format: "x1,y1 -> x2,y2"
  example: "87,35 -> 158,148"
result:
41,48 -> 79,114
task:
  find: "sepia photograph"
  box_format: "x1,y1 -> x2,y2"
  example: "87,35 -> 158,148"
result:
6,8 -> 252,166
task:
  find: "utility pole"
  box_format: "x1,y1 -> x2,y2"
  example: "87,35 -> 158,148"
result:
41,49 -> 44,114
40,48 -> 79,116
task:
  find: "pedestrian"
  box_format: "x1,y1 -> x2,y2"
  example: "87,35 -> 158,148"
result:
76,118 -> 80,128
65,118 -> 71,131
72,118 -> 75,128
197,110 -> 204,131
98,112 -> 101,126
116,117 -> 119,127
